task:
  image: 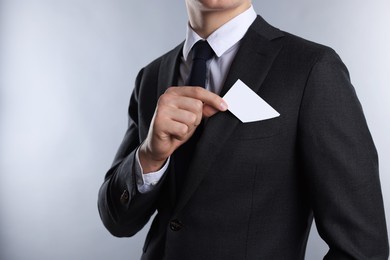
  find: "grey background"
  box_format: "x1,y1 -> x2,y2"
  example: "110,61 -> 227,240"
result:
1,0 -> 389,259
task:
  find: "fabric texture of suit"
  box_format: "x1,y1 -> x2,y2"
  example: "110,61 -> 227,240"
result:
98,16 -> 389,259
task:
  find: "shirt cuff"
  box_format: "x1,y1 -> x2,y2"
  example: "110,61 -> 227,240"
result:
135,148 -> 170,194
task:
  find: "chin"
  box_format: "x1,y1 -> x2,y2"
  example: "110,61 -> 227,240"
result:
193,0 -> 249,11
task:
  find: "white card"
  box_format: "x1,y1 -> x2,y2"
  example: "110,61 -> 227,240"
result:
222,79 -> 280,123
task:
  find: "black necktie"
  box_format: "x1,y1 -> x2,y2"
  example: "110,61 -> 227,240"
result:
174,40 -> 214,195
186,40 -> 215,87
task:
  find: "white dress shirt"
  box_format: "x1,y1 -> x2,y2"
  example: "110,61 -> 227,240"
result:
135,6 -> 257,193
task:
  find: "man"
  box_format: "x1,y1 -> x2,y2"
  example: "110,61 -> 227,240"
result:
98,0 -> 389,259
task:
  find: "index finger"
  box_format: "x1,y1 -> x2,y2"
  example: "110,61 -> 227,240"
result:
166,86 -> 228,112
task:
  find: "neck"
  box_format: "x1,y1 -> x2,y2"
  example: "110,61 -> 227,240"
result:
186,1 -> 251,39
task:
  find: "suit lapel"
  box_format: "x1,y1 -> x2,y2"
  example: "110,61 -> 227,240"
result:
157,43 -> 183,97
172,16 -> 284,216
156,43 -> 183,206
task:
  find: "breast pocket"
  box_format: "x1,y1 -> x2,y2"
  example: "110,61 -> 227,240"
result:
230,116 -> 283,140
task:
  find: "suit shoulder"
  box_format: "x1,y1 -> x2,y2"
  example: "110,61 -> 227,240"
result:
269,30 -> 344,72
250,15 -> 336,59
279,31 -> 338,60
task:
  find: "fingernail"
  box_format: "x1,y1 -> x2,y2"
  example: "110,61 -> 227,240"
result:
220,101 -> 228,111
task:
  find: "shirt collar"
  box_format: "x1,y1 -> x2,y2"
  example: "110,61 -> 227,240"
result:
183,5 -> 257,61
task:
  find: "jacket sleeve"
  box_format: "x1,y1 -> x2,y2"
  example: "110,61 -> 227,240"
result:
97,68 -> 168,237
298,49 -> 389,259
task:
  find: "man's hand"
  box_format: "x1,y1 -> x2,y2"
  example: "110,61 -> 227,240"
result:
139,86 -> 228,173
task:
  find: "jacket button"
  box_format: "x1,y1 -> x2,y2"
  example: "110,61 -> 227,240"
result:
120,189 -> 129,204
169,219 -> 183,231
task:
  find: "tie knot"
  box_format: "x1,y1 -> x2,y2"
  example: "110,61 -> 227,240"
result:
192,40 -> 214,61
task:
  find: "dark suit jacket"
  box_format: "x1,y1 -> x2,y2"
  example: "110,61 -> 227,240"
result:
98,16 -> 389,259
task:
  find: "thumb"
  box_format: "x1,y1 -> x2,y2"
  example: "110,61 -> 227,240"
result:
203,104 -> 226,118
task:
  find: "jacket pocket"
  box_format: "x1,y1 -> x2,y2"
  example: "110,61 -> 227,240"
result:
230,116 -> 283,140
